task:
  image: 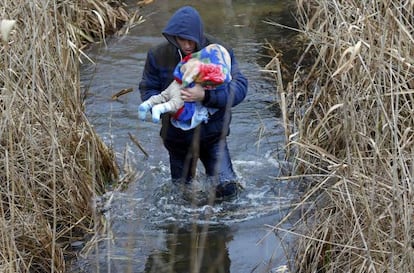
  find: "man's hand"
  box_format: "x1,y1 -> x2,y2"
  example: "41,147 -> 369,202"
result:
181,83 -> 205,102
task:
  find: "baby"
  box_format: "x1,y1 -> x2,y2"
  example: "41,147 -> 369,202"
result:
138,43 -> 231,130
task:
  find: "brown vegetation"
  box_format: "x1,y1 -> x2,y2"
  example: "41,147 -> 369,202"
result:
267,0 -> 414,272
0,0 -> 132,272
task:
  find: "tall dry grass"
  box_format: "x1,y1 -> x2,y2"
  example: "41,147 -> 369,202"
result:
267,0 -> 414,272
0,0 -> 131,272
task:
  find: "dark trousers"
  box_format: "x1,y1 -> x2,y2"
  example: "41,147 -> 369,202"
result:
163,131 -> 237,184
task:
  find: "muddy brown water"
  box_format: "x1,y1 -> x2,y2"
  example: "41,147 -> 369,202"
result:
72,1 -> 302,272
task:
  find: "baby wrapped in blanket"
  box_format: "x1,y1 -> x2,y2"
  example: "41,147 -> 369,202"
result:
138,43 -> 232,130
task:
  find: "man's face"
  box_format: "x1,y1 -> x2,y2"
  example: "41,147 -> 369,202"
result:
176,36 -> 196,56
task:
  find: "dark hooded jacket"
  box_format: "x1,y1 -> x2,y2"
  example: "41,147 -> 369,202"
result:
139,6 -> 248,143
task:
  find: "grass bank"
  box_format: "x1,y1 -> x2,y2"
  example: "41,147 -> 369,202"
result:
0,0 -> 132,272
268,0 -> 413,272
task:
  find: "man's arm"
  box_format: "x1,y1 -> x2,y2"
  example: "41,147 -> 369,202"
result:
139,50 -> 163,101
202,49 -> 247,108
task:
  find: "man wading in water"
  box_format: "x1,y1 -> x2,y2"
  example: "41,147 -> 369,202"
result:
138,6 -> 248,201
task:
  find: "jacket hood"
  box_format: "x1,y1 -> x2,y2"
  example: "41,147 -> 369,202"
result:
162,6 -> 205,51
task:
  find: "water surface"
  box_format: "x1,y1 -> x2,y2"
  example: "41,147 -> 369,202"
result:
74,1 -> 301,272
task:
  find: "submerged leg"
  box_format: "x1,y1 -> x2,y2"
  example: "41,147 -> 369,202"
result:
199,136 -> 240,200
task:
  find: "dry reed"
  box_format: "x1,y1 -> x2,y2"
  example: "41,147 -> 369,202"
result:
266,0 -> 414,272
0,0 -> 131,272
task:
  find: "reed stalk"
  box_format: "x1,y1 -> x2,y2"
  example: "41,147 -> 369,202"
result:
0,0 -> 130,271
266,0 -> 414,272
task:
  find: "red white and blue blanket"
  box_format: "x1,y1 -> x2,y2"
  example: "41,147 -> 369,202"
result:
171,43 -> 232,130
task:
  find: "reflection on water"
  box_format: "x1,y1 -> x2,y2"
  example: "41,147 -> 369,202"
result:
144,224 -> 232,273
74,0 -> 301,272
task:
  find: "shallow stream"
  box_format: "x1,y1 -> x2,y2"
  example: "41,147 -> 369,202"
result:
73,1 -> 301,272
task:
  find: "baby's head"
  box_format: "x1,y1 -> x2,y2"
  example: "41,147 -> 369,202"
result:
204,44 -> 231,70
180,58 -> 201,86
177,43 -> 232,88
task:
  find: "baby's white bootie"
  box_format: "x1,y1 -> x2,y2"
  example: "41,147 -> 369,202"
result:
138,101 -> 151,120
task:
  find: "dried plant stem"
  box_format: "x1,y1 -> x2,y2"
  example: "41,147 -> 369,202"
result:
0,0 -> 131,272
267,0 -> 414,272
